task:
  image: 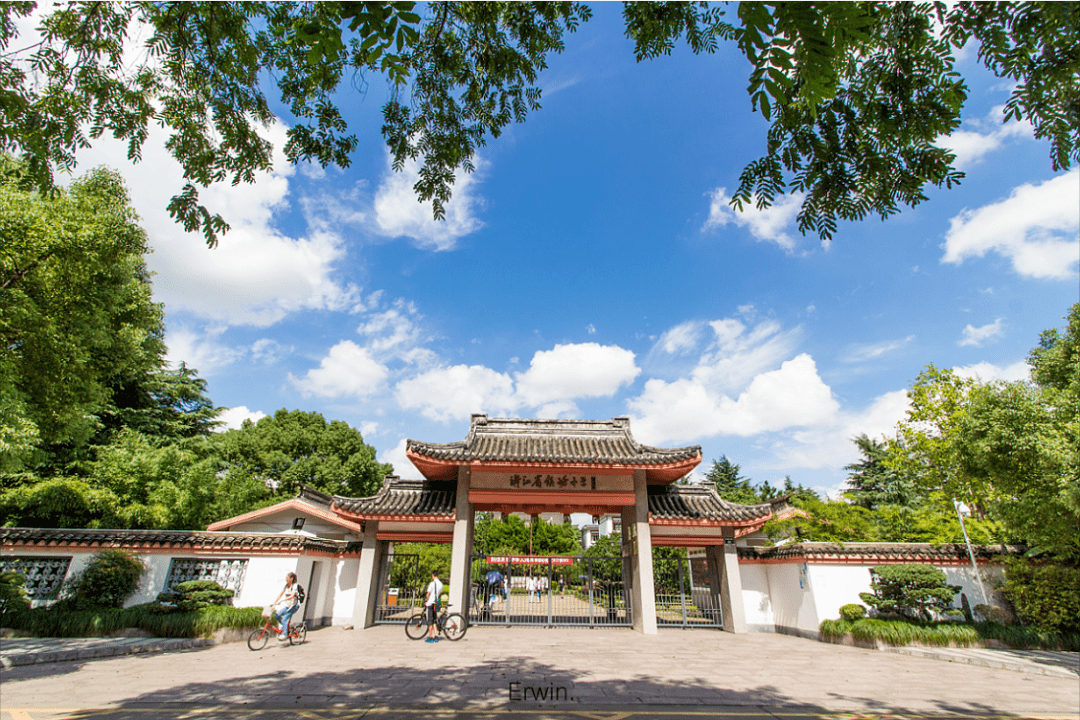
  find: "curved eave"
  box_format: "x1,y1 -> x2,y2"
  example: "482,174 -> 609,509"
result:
406,448 -> 702,483
331,506 -> 456,524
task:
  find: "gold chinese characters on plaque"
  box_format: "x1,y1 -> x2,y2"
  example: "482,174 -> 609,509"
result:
471,472 -> 633,493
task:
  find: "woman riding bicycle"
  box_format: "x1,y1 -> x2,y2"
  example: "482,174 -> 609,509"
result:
271,572 -> 301,642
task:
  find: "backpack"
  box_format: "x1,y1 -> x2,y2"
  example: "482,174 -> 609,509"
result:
296,584 -> 306,604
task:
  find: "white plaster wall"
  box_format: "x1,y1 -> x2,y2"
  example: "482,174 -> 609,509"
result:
944,565 -> 1005,608
805,564 -> 874,623
739,564 -> 774,629
332,558 -> 360,624
766,563 -> 819,636
233,556 -> 301,608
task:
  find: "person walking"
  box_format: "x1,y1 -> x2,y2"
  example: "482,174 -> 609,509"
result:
424,570 -> 444,643
271,572 -> 301,641
526,574 -> 536,603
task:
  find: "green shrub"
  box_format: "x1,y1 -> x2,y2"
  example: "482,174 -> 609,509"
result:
819,617 -> 1080,651
839,603 -> 866,621
1000,559 -> 1080,633
156,580 -> 234,612
1,604 -> 263,638
0,572 -> 32,615
859,564 -> 960,621
57,550 -> 146,610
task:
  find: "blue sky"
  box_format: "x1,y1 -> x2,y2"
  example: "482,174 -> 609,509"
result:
67,5 -> 1079,499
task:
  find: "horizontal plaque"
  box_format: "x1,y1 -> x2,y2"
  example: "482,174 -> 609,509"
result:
472,471 -> 632,492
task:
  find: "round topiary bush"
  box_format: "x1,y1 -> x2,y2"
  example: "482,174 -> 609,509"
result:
64,550 -> 146,610
156,580 -> 235,612
839,603 -> 867,621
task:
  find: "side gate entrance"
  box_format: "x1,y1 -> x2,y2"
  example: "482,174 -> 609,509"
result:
375,552 -> 422,624
653,554 -> 723,628
468,555 -> 631,627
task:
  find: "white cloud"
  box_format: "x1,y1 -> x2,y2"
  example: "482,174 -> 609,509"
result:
936,105 -> 1033,169
768,390 -> 910,471
372,154 -> 485,250
251,338 -> 293,365
703,188 -> 804,251
379,438 -> 421,479
515,343 -> 641,406
69,122 -> 362,327
691,318 -> 801,395
359,421 -> 380,438
395,365 -> 518,423
629,354 -> 839,445
954,360 -> 1029,382
655,321 -> 705,356
587,324 -> 596,335
216,406 -> 268,431
942,170 -> 1080,280
844,335 -> 915,362
165,326 -> 245,375
290,340 -> 389,399
357,300 -> 436,366
958,318 -> 1004,347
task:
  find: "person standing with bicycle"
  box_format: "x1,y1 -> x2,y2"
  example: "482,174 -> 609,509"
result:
271,572 -> 301,642
424,570 -> 443,644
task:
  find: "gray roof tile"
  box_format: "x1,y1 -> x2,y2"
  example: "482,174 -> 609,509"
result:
333,477 -> 456,518
0,527 -> 360,554
408,415 -> 700,466
648,484 -> 791,522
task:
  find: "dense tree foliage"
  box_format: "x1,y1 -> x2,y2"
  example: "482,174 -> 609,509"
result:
473,513 -> 581,556
4,2 -> 1075,244
843,433 -> 920,510
209,409 -> 391,499
889,304 -> 1080,561
1,162 -> 165,473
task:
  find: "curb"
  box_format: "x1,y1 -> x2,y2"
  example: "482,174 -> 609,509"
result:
883,646 -> 1079,679
0,637 -> 217,668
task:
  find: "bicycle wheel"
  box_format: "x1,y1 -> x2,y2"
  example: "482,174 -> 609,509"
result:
442,613 -> 467,641
289,623 -> 307,645
404,610 -> 428,640
247,627 -> 269,651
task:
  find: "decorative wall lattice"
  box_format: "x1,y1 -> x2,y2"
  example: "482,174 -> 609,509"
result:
0,556 -> 72,599
165,558 -> 248,594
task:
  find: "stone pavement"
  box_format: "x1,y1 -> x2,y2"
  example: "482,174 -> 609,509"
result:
0,636 -> 216,668
0,626 -> 1077,719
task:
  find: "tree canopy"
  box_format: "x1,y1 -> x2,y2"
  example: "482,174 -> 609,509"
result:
208,408 -> 392,499
4,2 -> 1076,245
888,304 -> 1080,562
0,161 -> 165,474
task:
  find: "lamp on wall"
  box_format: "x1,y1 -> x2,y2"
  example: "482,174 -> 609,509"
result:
292,517 -> 306,531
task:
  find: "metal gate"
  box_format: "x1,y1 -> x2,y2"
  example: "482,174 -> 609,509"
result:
375,552 -> 422,624
469,555 -> 631,627
653,555 -> 723,628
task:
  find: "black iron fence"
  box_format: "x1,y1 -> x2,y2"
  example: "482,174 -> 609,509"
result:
469,554 -> 631,627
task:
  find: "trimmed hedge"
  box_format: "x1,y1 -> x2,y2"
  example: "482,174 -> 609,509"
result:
820,617 -> 1080,651
1,604 -> 263,639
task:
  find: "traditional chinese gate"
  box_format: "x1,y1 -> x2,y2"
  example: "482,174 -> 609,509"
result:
653,555 -> 723,628
375,551 -> 423,624
468,554 -> 631,627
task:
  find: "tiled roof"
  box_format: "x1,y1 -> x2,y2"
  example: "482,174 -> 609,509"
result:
0,527 -> 362,554
739,542 -> 1026,563
333,477 -> 456,518
648,484 -> 790,523
297,485 -> 334,509
408,415 -> 701,466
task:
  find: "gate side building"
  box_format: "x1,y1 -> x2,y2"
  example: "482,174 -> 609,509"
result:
1,415 -> 1014,636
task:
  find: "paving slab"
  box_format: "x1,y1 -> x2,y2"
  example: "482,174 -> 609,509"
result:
0,626 -> 1077,719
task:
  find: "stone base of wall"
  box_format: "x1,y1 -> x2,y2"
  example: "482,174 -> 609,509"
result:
746,623 -> 821,640
822,632 -> 1010,651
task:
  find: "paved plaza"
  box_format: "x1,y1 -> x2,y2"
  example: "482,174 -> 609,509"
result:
1,626 -> 1078,720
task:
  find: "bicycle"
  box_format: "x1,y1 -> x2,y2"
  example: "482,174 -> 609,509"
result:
247,615 -> 308,650
404,605 -> 467,641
